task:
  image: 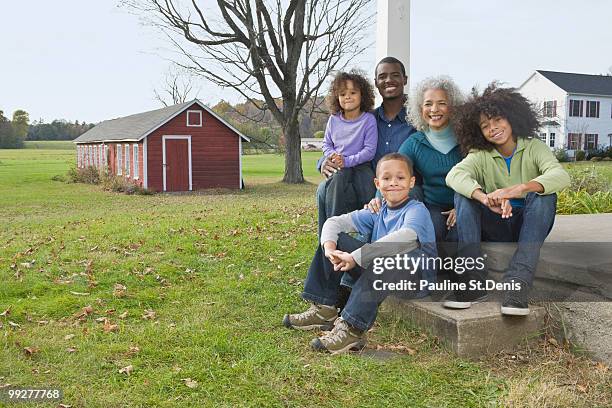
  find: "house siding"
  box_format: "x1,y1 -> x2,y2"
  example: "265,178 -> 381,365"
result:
146,102 -> 239,192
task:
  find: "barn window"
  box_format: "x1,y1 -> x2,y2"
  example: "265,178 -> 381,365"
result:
133,144 -> 139,179
117,144 -> 123,175
186,110 -> 202,127
125,144 -> 131,177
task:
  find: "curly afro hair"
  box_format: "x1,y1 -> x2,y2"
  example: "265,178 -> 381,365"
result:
326,69 -> 376,115
454,82 -> 540,154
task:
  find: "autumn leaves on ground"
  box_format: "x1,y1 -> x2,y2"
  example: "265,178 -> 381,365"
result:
0,143 -> 610,407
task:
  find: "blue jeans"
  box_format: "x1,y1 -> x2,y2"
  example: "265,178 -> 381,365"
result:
454,192 -> 557,288
302,233 -> 426,331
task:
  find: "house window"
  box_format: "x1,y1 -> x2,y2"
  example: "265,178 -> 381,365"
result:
543,101 -> 557,117
568,133 -> 580,150
104,145 -> 109,168
569,100 -> 583,117
94,145 -> 99,167
77,146 -> 81,167
117,144 -> 123,175
99,145 -> 104,168
549,133 -> 555,148
585,133 -> 598,150
187,110 -> 202,127
539,132 -> 547,143
133,144 -> 139,179
125,144 -> 131,177
586,101 -> 600,118
88,145 -> 92,167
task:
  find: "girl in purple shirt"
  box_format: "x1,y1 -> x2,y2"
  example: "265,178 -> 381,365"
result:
321,70 -> 378,218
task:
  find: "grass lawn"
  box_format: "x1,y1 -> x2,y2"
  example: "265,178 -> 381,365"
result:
1,147 -> 610,407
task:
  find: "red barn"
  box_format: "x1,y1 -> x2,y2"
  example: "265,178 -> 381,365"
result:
73,100 -> 250,191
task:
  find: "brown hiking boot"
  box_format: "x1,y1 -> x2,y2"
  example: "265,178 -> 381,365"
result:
310,318 -> 366,354
283,303 -> 338,331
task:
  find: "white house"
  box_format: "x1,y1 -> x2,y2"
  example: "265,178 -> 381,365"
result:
519,70 -> 612,152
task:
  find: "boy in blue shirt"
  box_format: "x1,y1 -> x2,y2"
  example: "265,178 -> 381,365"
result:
283,153 -> 437,354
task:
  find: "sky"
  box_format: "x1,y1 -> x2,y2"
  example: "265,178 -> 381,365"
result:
1,0 -> 611,124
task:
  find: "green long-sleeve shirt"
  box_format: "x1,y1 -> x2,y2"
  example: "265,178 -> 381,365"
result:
446,137 -> 570,198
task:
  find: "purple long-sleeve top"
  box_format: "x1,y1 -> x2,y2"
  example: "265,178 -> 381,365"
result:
322,112 -> 378,168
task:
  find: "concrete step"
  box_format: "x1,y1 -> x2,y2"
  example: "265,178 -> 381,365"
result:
383,297 -> 546,359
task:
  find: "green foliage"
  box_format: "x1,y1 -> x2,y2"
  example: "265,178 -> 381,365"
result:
557,164 -> 612,214
0,120 -> 23,148
553,148 -> 569,162
27,119 -> 94,141
67,166 -> 101,184
564,164 -> 610,194
557,190 -> 612,214
313,130 -> 324,139
575,150 -> 586,161
12,109 -> 29,140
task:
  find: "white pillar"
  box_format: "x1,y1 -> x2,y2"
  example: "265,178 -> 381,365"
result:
376,0 -> 410,81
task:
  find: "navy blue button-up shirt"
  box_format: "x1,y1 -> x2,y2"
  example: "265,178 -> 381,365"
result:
316,105 -> 416,171
372,105 -> 417,167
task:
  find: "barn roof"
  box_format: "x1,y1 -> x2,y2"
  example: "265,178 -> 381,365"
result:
536,70 -> 612,96
74,99 -> 250,144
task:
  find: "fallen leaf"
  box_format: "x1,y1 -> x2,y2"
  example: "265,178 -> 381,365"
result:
547,337 -> 559,347
181,378 -> 198,389
58,404 -> 72,408
142,309 -> 156,320
119,365 -> 133,375
8,321 -> 20,328
0,306 -> 11,317
23,346 -> 40,356
118,311 -> 128,319
64,334 -> 75,340
128,346 -> 140,355
103,319 -> 118,333
36,320 -> 49,326
70,291 -> 90,296
577,384 -> 587,393
113,284 -> 127,298
595,362 -> 608,373
66,347 -> 77,353
172,365 -> 182,373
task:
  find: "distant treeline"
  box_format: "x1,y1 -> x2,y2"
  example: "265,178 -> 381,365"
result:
0,108 -> 95,149
26,119 -> 95,141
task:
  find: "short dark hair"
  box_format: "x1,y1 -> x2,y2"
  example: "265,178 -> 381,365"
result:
326,70 -> 375,114
375,57 -> 407,78
455,82 -> 540,154
375,153 -> 414,176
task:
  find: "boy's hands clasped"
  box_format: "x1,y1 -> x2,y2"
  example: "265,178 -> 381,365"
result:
323,241 -> 356,271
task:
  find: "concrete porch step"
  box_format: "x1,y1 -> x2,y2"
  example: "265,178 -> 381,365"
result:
383,297 -> 546,358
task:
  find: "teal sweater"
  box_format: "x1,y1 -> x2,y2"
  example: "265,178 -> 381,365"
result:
398,131 -> 463,208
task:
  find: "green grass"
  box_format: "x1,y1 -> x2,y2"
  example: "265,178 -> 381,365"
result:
24,140 -> 76,150
1,147 -> 610,407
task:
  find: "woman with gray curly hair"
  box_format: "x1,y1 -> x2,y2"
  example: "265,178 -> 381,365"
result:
368,76 -> 464,245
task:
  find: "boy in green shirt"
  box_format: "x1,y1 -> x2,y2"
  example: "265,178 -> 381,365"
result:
445,84 -> 570,315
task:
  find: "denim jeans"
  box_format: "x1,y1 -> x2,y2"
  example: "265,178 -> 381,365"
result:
454,192 -> 557,288
302,233 -> 425,331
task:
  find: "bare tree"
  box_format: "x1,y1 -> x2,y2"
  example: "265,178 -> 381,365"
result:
154,67 -> 199,106
123,0 -> 373,183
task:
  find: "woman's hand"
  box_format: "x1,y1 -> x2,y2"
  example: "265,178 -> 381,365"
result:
441,208 -> 456,229
365,197 -> 383,213
486,184 -> 525,206
330,153 -> 345,168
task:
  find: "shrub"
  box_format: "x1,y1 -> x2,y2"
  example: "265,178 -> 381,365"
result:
51,174 -> 66,182
553,148 -> 569,162
603,157 -> 611,161
557,190 -> 612,214
100,173 -> 152,195
591,156 -> 602,161
67,166 -> 101,184
575,150 -> 586,161
313,130 -> 324,139
565,165 -> 609,194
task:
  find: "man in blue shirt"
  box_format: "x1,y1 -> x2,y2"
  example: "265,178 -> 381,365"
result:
316,57 -> 417,234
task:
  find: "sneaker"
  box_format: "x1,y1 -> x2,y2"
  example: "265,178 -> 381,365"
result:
283,303 -> 338,331
310,318 -> 366,354
501,281 -> 530,316
442,291 -> 488,309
